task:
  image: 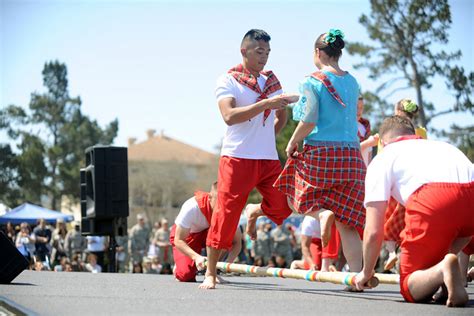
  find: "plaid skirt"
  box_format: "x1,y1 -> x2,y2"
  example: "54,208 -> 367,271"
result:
384,197 -> 406,243
274,143 -> 366,229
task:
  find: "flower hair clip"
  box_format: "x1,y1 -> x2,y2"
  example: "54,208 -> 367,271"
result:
403,100 -> 418,113
324,29 -> 345,44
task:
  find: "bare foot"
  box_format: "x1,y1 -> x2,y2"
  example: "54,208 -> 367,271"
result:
443,254 -> 468,307
384,252 -> 398,271
319,210 -> 335,247
245,204 -> 262,240
216,275 -> 229,284
199,275 -> 216,290
432,285 -> 448,304
328,265 -> 337,272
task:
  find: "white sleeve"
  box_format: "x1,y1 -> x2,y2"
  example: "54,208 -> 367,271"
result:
364,153 -> 393,207
216,74 -> 236,102
174,198 -> 200,229
300,217 -> 315,237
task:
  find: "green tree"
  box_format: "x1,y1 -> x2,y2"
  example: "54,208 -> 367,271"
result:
359,91 -> 392,134
0,144 -> 21,206
441,124 -> 474,161
15,134 -> 49,203
347,0 -> 473,151
1,60 -> 118,209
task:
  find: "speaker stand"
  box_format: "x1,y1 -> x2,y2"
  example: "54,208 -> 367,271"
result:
108,235 -> 117,273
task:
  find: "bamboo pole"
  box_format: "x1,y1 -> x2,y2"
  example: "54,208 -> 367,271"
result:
214,262 -> 399,287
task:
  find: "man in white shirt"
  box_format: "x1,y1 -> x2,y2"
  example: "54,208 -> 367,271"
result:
355,116 -> 474,307
170,183 -> 241,282
290,215 -> 340,271
201,29 -> 295,289
86,235 -> 107,270
290,216 -> 322,271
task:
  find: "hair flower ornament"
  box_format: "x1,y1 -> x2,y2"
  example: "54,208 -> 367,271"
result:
324,29 -> 345,44
403,100 -> 418,113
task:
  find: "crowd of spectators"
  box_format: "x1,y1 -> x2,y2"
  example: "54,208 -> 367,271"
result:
240,221 -> 301,269
2,213 -> 359,275
1,215 -> 175,275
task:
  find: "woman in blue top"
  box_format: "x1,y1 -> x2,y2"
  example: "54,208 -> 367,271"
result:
274,29 -> 365,277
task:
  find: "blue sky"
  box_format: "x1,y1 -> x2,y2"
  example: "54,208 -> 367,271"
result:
1,0 -> 473,153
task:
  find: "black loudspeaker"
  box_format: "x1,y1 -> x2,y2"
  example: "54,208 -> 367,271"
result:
81,217 -> 128,237
82,145 -> 129,219
0,231 -> 29,284
80,145 -> 128,236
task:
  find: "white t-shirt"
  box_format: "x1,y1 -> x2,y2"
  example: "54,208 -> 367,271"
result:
174,196 -> 209,233
86,263 -> 102,273
300,216 -> 321,239
215,73 -> 282,160
365,139 -> 474,206
86,236 -> 106,252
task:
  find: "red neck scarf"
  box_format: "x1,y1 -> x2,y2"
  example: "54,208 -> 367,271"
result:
228,64 -> 282,125
358,117 -> 371,142
387,135 -> 422,146
310,71 -> 346,107
194,191 -> 213,224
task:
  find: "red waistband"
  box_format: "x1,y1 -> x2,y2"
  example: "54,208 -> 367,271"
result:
416,182 -> 473,190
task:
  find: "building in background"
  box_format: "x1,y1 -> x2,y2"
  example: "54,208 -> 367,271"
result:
128,129 -> 218,226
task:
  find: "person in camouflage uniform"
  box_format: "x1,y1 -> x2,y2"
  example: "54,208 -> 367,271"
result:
129,214 -> 150,265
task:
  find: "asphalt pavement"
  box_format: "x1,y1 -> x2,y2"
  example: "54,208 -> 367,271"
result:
0,270 -> 473,315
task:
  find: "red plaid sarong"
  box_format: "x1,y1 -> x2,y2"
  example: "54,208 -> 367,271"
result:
228,64 -> 282,125
311,72 -> 346,107
358,117 -> 371,142
274,144 -> 366,229
384,197 -> 405,243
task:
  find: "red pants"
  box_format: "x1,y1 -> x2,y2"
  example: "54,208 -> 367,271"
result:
170,225 -> 208,282
306,215 -> 357,271
322,223 -> 342,259
207,157 -> 292,249
303,228 -> 341,269
399,182 -> 474,302
304,238 -> 323,269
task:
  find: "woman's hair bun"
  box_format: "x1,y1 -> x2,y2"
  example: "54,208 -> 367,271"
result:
331,36 -> 345,50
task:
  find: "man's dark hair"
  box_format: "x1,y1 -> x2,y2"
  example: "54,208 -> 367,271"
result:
241,29 -> 271,47
379,115 -> 416,139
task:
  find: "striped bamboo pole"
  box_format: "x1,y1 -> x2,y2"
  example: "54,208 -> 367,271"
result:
215,262 -> 400,286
